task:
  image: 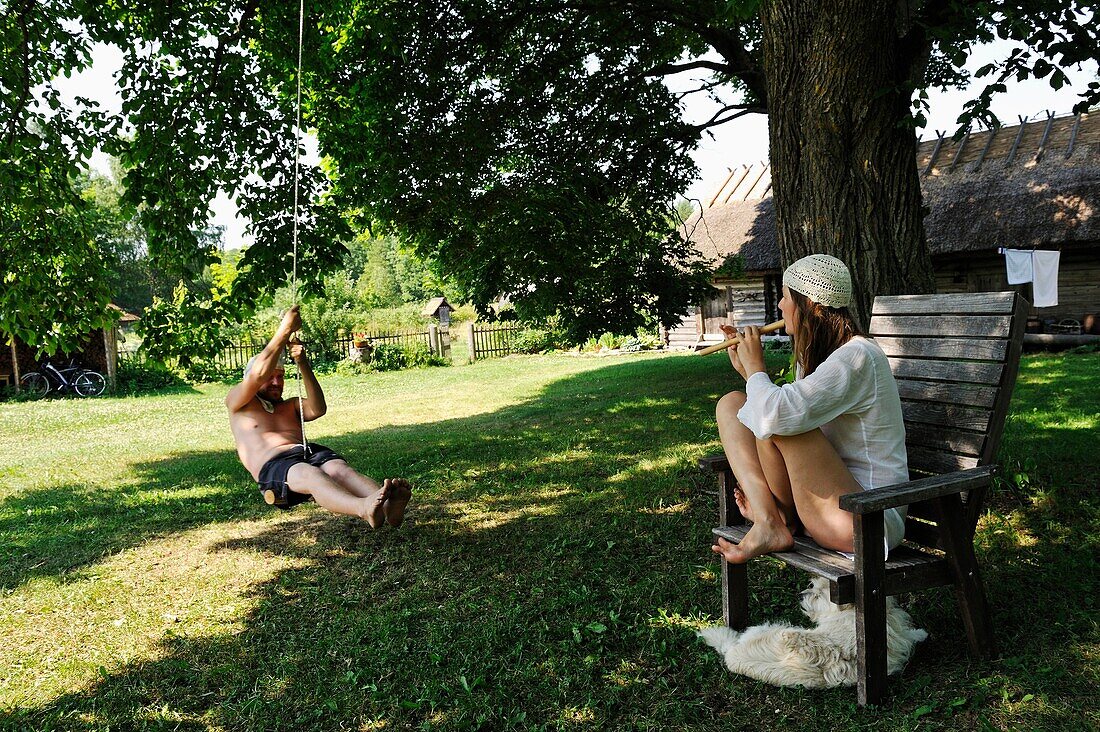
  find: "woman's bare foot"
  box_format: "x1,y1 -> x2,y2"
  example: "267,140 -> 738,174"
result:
733,486 -> 755,523
711,521 -> 794,564
382,478 -> 412,527
358,480 -> 390,528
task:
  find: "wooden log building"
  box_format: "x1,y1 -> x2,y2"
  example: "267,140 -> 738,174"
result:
670,111 -> 1100,348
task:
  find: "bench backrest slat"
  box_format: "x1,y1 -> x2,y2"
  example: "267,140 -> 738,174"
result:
876,336 -> 1009,361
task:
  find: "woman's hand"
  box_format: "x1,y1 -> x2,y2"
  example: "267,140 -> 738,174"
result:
738,325 -> 766,378
719,324 -> 747,380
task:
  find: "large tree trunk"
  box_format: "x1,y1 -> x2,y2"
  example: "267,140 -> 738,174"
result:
759,0 -> 936,327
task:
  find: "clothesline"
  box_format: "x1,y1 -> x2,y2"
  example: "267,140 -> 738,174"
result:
995,246 -> 1061,254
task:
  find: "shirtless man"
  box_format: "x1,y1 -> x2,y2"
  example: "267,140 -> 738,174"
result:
226,305 -> 411,527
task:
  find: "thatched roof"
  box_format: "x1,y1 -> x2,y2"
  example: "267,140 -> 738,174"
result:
922,156 -> 1099,252
680,197 -> 780,272
684,111 -> 1099,272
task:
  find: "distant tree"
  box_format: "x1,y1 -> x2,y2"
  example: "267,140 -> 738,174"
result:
345,232 -> 460,308
356,237 -> 402,308
74,163 -> 176,313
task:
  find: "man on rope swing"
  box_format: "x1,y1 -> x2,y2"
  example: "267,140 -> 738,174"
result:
226,305 -> 412,526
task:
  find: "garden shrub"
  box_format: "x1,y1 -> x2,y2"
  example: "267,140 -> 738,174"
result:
116,359 -> 190,394
597,332 -> 622,350
181,360 -> 240,384
576,327 -> 661,353
633,327 -> 662,349
368,342 -> 449,372
334,359 -> 374,376
370,343 -> 409,371
511,328 -> 555,354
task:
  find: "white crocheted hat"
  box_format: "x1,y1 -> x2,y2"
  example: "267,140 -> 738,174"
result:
783,254 -> 852,308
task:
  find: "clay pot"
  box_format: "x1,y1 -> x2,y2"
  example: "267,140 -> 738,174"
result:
1083,314 -> 1100,335
1025,316 -> 1042,334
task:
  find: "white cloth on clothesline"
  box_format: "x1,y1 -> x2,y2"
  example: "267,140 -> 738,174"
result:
1003,249 -> 1034,285
1031,250 -> 1060,307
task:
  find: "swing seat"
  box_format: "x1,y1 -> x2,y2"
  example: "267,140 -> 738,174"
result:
263,484 -> 289,506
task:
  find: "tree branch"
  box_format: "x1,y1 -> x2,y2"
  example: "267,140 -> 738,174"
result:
673,78 -> 726,101
5,1 -> 34,148
694,25 -> 766,101
897,0 -> 955,88
645,59 -> 732,77
690,105 -> 761,132
164,1 -> 261,134
588,0 -> 769,107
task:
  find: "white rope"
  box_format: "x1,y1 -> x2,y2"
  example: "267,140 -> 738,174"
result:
291,0 -> 308,456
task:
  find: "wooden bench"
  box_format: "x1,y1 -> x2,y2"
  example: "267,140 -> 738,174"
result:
701,291 -> 1028,706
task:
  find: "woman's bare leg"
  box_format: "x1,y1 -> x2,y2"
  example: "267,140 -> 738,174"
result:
712,392 -> 795,563
286,463 -> 387,527
767,429 -> 863,552
755,437 -> 797,528
320,460 -> 412,527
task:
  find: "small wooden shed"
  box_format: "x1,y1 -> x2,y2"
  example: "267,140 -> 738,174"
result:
0,303 -> 139,392
422,297 -> 453,325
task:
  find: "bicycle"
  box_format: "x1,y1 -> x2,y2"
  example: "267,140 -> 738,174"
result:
19,359 -> 107,399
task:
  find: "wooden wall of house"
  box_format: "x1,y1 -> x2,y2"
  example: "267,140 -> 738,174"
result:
668,246 -> 1098,348
665,275 -> 778,347
711,277 -> 770,330
0,340 -> 38,388
933,247 -> 1100,328
664,313 -> 702,349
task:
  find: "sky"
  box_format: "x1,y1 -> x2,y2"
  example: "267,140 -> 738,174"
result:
56,39 -> 1097,249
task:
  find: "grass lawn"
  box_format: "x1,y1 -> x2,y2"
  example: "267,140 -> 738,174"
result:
2,349 -> 1097,731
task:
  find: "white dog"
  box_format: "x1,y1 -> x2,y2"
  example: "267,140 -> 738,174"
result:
698,577 -> 928,688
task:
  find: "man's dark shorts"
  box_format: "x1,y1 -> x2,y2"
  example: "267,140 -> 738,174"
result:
257,443 -> 344,509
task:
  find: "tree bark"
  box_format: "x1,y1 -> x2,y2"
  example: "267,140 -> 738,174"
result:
759,0 -> 936,327
10,341 -> 20,393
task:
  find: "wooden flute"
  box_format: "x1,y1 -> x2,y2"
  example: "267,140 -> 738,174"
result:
695,319 -> 786,356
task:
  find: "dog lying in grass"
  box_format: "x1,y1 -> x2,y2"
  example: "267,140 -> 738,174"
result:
698,577 -> 928,688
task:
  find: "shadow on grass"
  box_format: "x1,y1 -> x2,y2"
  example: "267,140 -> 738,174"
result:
2,355 -> 728,590
5,352 -> 1099,729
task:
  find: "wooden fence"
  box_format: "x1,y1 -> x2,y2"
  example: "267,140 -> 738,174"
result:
466,323 -> 524,360
119,328 -> 436,369
337,330 -> 435,355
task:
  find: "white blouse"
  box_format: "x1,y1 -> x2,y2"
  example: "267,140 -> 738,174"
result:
736,336 -> 909,493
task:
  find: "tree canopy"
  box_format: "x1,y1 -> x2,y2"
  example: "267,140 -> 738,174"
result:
3,1 -> 1097,352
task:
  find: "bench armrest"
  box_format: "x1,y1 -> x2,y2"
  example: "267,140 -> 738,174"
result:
839,466 -> 997,515
698,454 -> 730,472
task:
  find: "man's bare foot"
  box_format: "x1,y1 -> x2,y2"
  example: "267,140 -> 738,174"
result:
382,478 -> 412,527
710,521 -> 794,564
358,479 -> 390,528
